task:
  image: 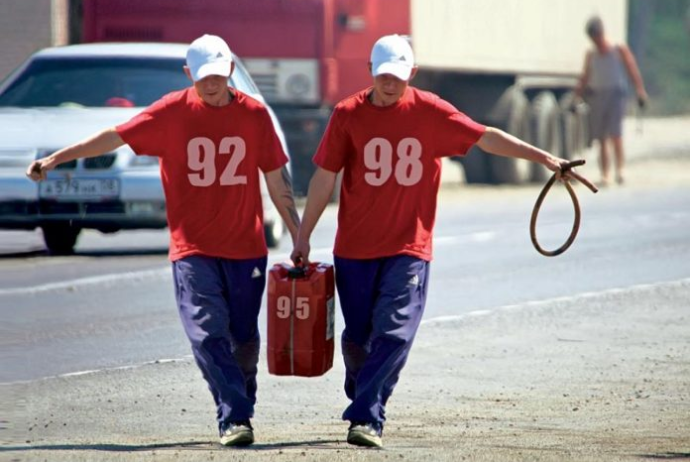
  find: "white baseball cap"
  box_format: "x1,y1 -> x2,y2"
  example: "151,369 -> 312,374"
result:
370,34 -> 415,81
186,34 -> 233,82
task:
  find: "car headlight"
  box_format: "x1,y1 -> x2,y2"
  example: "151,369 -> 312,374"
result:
129,155 -> 159,167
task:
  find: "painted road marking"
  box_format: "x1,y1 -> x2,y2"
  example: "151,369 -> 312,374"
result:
4,277 -> 687,386
0,231 -> 496,297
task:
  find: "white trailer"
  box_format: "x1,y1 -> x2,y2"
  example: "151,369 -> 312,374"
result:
410,0 -> 628,183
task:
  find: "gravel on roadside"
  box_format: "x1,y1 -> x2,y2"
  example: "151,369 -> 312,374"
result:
4,279 -> 689,462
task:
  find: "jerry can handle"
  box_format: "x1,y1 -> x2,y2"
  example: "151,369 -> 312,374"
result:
287,259 -> 307,279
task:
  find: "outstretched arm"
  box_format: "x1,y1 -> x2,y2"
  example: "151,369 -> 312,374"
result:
264,166 -> 301,245
477,127 -> 564,171
619,44 -> 648,102
476,127 -> 595,189
290,167 -> 337,264
26,128 -> 125,181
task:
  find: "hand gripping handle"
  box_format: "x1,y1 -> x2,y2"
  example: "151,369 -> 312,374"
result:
287,259 -> 308,279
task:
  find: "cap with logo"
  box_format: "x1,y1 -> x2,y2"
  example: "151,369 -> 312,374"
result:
370,34 -> 415,81
186,34 -> 233,82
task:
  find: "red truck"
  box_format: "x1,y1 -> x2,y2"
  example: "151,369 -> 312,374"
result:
82,0 -> 407,194
82,0 -> 627,190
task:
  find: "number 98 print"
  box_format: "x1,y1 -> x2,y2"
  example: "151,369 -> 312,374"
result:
364,137 -> 423,186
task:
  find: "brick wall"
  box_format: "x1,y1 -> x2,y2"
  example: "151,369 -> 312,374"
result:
0,0 -> 69,80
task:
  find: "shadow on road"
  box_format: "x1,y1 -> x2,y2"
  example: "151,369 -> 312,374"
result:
246,439 -> 343,451
637,453 -> 690,460
0,249 -> 46,259
0,247 -> 168,260
0,441 -> 212,452
75,248 -> 169,258
0,439 -> 343,453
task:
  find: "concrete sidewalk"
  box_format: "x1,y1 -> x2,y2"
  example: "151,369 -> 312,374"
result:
622,115 -> 690,161
440,115 -> 690,186
3,278 -> 689,461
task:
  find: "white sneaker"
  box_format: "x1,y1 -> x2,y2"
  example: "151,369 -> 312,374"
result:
219,420 -> 254,447
347,422 -> 383,448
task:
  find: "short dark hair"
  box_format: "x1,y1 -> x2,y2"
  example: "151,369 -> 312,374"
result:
586,16 -> 604,37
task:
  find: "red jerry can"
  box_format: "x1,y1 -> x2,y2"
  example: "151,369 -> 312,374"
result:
267,262 -> 335,377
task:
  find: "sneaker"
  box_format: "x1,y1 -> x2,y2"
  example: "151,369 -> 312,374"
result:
219,420 -> 254,447
347,421 -> 383,448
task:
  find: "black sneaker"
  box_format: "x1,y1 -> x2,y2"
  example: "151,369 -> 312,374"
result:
347,421 -> 383,448
220,420 -> 254,447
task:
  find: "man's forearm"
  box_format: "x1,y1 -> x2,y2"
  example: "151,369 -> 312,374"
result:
297,168 -> 337,243
478,127 -> 554,165
621,46 -> 646,96
45,128 -> 124,168
266,166 -> 301,243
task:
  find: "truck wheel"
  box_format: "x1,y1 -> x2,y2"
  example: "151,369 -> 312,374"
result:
531,91 -> 562,182
459,148 -> 493,184
487,86 -> 532,184
576,101 -> 591,151
41,223 -> 81,255
264,219 -> 284,249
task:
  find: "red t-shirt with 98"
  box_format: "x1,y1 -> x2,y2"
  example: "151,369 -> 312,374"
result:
116,87 -> 288,261
313,87 -> 486,261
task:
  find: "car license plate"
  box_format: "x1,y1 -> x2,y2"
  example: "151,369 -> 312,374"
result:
39,178 -> 120,199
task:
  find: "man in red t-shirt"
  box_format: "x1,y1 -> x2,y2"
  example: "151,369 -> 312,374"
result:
27,35 -> 300,447
291,34 -> 591,448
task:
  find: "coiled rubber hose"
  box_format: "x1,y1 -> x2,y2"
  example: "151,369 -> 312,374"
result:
530,159 -> 598,257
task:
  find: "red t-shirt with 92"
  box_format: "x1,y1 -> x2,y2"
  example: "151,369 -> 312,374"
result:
314,86 -> 486,261
117,87 -> 287,261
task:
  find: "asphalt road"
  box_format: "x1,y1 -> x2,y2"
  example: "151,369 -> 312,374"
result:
1,118 -> 689,460
1,151 -> 689,384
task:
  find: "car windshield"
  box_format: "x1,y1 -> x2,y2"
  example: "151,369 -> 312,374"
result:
0,55 -> 257,108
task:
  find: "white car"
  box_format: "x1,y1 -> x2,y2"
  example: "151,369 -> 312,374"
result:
0,43 -> 287,254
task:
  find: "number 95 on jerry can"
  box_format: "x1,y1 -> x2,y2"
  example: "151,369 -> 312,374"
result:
267,262 -> 335,377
